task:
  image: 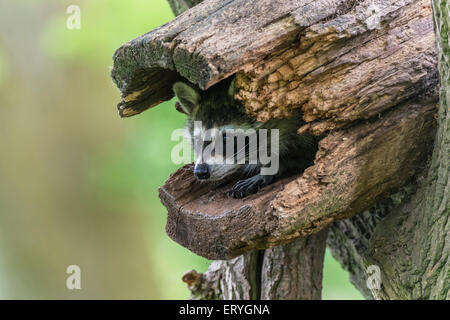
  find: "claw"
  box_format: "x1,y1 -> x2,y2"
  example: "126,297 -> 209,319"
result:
229,175 -> 270,198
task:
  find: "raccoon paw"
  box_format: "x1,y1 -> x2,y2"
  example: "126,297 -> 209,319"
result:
229,175 -> 273,199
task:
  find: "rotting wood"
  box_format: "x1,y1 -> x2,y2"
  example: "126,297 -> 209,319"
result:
110,0 -> 443,299
182,229 -> 328,299
160,100 -> 437,259
111,0 -> 436,121
111,0 -> 439,259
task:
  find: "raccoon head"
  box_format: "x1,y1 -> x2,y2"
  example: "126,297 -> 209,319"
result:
173,79 -> 252,181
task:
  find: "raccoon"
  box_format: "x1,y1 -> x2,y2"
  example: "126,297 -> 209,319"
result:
173,78 -> 317,199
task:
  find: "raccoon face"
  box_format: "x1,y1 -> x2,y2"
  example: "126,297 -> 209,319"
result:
190,123 -> 246,181
173,79 -> 251,181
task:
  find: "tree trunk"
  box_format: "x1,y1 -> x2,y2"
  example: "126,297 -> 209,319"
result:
183,229 -> 328,299
110,0 -> 448,299
261,229 -> 328,300
328,0 -> 449,299
170,0 -> 448,300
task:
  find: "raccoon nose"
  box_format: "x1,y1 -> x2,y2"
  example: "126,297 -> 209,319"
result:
194,163 -> 210,180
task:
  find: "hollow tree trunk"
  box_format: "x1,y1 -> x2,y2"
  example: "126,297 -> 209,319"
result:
328,0 -> 449,300
163,0 -> 447,300
164,0 -> 332,300
110,0 -> 447,299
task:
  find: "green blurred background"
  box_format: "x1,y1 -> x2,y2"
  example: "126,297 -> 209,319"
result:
0,0 -> 362,299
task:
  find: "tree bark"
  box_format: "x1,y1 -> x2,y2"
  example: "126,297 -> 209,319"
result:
183,229 -> 328,299
327,0 -> 449,300
183,251 -> 260,300
261,228 -> 328,299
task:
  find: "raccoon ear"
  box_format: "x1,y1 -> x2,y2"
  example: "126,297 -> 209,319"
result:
173,82 -> 200,115
228,78 -> 237,99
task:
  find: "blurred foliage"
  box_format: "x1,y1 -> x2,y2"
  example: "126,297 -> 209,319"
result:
42,0 -> 174,65
0,0 -> 362,299
0,49 -> 5,87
